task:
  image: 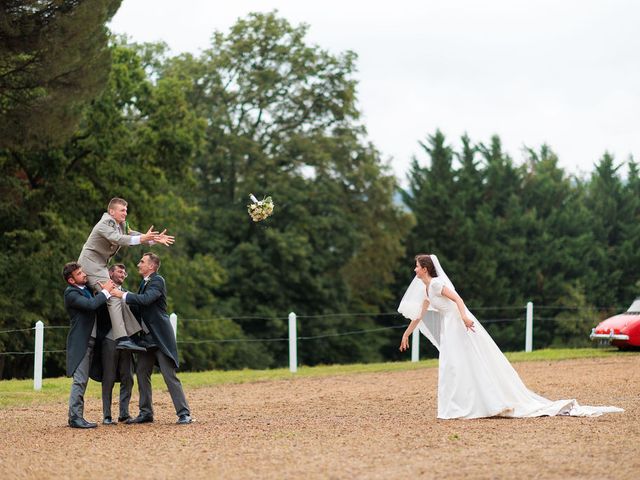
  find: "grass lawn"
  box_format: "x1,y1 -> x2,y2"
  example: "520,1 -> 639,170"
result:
0,347 -> 636,409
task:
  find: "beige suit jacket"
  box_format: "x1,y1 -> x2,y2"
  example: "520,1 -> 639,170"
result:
78,213 -> 140,285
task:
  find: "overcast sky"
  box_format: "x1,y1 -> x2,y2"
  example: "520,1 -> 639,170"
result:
109,0 -> 640,183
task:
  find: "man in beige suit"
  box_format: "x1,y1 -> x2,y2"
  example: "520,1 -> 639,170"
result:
78,197 -> 174,351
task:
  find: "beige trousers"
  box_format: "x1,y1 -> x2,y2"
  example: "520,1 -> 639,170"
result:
83,264 -> 141,339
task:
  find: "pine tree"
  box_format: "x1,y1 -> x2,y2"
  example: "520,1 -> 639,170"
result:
618,159 -> 640,303
0,0 -> 122,149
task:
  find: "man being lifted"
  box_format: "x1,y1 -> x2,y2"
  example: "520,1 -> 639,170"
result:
78,197 -> 174,351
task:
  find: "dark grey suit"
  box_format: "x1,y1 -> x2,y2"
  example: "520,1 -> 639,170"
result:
126,272 -> 190,418
64,285 -> 108,421
100,337 -> 133,420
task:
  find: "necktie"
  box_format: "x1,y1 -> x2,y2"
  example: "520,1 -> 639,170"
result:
138,279 -> 147,293
81,287 -> 92,299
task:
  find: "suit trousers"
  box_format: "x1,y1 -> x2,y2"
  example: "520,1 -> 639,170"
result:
136,349 -> 190,418
84,267 -> 141,339
68,337 -> 95,420
101,338 -> 134,420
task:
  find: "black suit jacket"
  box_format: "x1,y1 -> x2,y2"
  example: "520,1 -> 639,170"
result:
89,301 -> 117,382
125,272 -> 179,368
64,285 -> 108,376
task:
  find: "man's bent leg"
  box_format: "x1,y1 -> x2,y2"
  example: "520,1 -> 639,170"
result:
107,295 -> 137,340
85,270 -> 137,341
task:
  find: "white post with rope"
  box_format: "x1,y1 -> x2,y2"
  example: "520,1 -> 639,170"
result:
34,321 -> 43,391
289,312 -> 297,373
411,329 -> 420,362
170,313 -> 178,340
525,302 -> 533,352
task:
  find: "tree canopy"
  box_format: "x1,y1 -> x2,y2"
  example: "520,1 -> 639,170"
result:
0,0 -> 121,149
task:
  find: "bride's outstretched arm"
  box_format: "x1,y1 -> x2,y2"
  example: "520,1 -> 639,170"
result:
441,286 -> 476,332
399,299 -> 430,351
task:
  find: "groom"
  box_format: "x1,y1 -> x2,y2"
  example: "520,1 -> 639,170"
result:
78,197 -> 174,352
111,252 -> 192,425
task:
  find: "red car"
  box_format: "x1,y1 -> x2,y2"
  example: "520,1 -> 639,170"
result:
590,297 -> 640,348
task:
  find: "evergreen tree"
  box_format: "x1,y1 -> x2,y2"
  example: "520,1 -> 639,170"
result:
583,153 -> 625,309
0,0 -> 122,149
618,159 -> 640,304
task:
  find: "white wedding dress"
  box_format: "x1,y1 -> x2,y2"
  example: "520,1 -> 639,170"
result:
398,257 -> 623,420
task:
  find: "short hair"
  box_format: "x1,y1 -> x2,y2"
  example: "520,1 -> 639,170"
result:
143,252 -> 161,270
108,263 -> 126,274
62,262 -> 81,282
107,197 -> 127,211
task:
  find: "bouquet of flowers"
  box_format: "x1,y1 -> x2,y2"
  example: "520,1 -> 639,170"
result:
247,193 -> 274,222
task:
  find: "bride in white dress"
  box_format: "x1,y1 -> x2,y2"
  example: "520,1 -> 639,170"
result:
398,254 -> 623,419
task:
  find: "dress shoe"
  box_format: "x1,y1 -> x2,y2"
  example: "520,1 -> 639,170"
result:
136,334 -> 158,350
69,417 -> 98,429
177,414 -> 193,425
125,414 -> 153,424
118,415 -> 131,422
102,417 -> 116,425
116,338 -> 147,352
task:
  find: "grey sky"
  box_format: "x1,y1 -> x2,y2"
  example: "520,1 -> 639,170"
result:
110,0 -> 640,183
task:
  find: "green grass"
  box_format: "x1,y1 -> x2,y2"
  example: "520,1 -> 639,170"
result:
0,348 -> 636,409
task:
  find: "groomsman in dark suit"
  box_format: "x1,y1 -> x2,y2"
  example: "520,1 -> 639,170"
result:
111,252 -> 192,425
63,262 -> 116,429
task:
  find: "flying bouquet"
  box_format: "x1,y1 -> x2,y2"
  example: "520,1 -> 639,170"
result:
247,193 -> 274,222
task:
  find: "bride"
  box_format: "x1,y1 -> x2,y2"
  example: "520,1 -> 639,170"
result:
398,254 -> 623,419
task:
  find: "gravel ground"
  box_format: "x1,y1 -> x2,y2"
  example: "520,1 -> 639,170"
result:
1,356 -> 638,479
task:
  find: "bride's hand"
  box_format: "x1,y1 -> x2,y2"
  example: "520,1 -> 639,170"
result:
399,333 -> 410,351
462,315 -> 476,332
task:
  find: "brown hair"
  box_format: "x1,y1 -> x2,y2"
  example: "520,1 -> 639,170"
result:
62,262 -> 81,282
143,252 -> 161,270
108,263 -> 126,274
107,197 -> 127,211
415,254 -> 438,277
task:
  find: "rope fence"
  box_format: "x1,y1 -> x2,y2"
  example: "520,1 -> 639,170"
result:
0,301 -> 626,387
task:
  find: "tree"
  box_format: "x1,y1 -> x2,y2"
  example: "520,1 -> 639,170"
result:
618,159 -> 640,303
519,145 -> 595,347
160,12 -> 412,366
583,153 -> 625,309
552,282 -> 600,348
0,0 -> 122,149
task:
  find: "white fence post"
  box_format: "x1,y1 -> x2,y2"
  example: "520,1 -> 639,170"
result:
34,321 -> 43,391
288,312 -> 297,373
170,313 -> 178,340
411,329 -> 420,362
525,302 -> 533,352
